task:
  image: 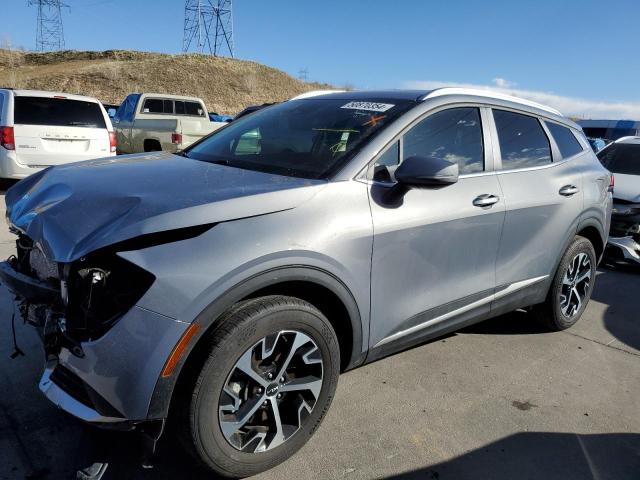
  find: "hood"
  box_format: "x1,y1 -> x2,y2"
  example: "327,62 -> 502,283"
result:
613,173 -> 640,203
6,152 -> 324,262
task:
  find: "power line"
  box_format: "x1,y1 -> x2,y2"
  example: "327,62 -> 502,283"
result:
28,0 -> 69,51
182,0 -> 234,57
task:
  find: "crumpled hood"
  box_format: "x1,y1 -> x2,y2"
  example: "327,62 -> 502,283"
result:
6,152 -> 324,262
613,173 -> 640,203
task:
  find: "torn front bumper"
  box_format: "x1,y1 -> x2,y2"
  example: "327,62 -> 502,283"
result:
0,259 -> 190,424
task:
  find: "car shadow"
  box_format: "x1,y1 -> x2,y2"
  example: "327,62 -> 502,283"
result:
460,309 -> 549,336
0,178 -> 18,194
591,266 -> 640,352
383,432 -> 640,480
63,426 -> 214,479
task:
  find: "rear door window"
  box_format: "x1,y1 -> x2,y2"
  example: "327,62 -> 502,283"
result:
493,110 -> 551,169
14,97 -> 106,129
546,121 -> 583,159
175,101 -> 186,115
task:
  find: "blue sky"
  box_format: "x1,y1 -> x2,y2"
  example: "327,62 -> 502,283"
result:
3,0 -> 640,118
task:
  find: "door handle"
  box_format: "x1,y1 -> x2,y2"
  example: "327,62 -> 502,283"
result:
473,194 -> 500,208
559,185 -> 579,197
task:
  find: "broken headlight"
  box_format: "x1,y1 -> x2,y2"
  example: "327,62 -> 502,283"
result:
64,250 -> 155,341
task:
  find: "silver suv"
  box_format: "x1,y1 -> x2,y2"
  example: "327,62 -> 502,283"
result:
1,88 -> 612,477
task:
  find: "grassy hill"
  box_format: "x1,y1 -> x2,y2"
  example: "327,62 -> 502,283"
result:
0,49 -> 333,115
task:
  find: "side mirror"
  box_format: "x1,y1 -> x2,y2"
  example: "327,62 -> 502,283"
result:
395,155 -> 459,187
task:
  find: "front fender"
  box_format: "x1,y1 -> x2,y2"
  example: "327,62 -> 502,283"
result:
146,265 -> 365,419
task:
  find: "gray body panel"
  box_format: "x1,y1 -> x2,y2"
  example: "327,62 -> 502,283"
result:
3,89 -> 612,424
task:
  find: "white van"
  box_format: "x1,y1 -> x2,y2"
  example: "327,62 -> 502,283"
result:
0,89 -> 116,180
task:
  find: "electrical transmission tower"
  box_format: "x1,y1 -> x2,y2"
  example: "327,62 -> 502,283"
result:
29,0 -> 68,51
182,0 -> 234,57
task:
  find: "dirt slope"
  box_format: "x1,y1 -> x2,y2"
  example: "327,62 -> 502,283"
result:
0,49 -> 332,114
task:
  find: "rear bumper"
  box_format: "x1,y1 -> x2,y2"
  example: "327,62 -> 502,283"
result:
0,150 -> 116,180
0,150 -> 40,179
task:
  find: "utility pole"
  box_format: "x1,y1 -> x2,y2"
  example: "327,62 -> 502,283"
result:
183,0 -> 234,57
29,0 -> 68,51
298,68 -> 309,82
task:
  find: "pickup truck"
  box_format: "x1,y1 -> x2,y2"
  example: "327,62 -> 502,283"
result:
113,93 -> 226,154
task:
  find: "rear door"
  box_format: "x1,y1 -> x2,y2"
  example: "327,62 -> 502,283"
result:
368,106 -> 505,350
13,96 -> 111,165
490,109 -> 585,309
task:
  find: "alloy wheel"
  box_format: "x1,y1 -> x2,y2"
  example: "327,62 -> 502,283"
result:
218,330 -> 323,453
559,252 -> 592,318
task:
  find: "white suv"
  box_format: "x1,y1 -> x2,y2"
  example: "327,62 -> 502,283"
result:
0,89 -> 116,180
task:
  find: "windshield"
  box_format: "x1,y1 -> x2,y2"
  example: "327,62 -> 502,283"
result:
184,98 -> 416,179
14,96 -> 106,129
597,143 -> 640,175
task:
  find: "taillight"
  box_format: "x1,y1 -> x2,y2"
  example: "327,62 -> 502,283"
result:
608,173 -> 615,193
171,132 -> 183,145
0,126 -> 15,150
108,131 -> 117,153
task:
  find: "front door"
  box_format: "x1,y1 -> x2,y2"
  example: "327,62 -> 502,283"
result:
367,106 -> 505,350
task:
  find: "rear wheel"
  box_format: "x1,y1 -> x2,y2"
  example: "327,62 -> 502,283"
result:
533,235 -> 596,330
178,296 -> 340,478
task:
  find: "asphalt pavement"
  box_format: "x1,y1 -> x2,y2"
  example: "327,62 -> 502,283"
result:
0,189 -> 638,480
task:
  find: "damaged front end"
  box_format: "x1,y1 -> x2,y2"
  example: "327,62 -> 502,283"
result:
606,200 -> 640,266
2,233 -> 155,360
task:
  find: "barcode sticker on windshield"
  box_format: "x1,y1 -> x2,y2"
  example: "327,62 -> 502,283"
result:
341,101 -> 395,112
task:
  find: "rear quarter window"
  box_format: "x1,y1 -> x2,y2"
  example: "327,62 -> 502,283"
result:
546,122 -> 584,159
14,97 -> 106,129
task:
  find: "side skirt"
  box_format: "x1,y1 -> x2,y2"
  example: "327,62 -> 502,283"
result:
366,275 -> 548,364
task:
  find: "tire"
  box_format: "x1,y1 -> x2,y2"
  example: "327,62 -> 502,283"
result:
533,235 -> 597,330
178,295 -> 340,478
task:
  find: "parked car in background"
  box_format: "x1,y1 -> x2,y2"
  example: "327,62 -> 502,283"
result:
102,103 -> 120,120
598,136 -> 640,266
0,89 -> 116,179
209,112 -> 233,123
0,89 -> 612,477
233,102 -> 275,120
113,93 -> 226,154
587,136 -> 607,152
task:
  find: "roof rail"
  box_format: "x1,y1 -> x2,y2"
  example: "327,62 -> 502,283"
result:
290,89 -> 346,100
421,87 -> 563,117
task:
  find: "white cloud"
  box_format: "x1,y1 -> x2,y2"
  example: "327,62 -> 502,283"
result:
493,77 -> 517,88
402,79 -> 640,120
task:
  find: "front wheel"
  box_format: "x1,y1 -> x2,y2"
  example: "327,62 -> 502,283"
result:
178,296 -> 340,478
533,235 -> 597,330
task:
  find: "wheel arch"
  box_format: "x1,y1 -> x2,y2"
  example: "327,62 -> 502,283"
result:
147,266 -> 365,420
576,222 -> 605,262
